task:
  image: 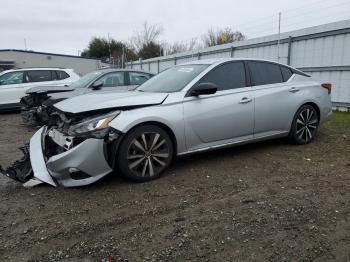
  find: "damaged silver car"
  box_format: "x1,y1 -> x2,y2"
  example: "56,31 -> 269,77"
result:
1,58 -> 332,187
20,69 -> 154,126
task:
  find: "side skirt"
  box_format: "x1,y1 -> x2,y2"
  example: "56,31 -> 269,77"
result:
178,131 -> 289,156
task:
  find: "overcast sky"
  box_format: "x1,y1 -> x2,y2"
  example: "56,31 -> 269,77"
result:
0,0 -> 349,55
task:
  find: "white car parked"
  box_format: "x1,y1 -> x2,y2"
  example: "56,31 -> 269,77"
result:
0,68 -> 80,110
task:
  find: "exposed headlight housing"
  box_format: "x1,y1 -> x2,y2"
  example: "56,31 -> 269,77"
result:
68,111 -> 120,138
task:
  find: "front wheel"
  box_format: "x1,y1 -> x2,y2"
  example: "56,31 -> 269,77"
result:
117,125 -> 174,182
289,104 -> 319,144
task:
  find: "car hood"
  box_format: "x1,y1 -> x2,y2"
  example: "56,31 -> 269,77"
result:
26,85 -> 75,94
54,91 -> 168,114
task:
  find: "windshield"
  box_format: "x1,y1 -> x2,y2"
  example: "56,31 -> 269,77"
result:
137,64 -> 209,93
69,71 -> 104,88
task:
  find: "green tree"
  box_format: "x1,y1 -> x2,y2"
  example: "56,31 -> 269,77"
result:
138,42 -> 162,60
81,37 -> 137,62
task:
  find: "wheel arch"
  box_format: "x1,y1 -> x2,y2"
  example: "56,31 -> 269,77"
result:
115,121 -> 178,158
303,101 -> 321,121
288,101 -> 321,134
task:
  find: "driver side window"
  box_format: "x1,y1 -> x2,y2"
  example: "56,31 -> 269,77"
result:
98,72 -> 125,87
196,62 -> 247,91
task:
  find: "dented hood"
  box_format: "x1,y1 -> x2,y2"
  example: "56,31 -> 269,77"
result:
54,91 -> 168,114
26,85 -> 75,94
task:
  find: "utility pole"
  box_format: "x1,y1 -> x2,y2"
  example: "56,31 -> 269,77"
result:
122,45 -> 125,68
24,38 -> 27,50
277,12 -> 281,62
108,33 -> 112,63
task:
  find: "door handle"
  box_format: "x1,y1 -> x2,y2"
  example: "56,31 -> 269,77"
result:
289,87 -> 300,93
239,97 -> 252,104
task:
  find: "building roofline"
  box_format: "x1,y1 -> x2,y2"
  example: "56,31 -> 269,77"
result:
0,49 -> 100,61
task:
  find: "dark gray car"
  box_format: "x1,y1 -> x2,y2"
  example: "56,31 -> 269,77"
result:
20,69 -> 154,126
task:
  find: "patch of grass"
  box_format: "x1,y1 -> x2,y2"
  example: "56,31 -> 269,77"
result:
326,111 -> 350,135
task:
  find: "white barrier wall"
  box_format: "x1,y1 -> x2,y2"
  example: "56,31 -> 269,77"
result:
127,20 -> 350,108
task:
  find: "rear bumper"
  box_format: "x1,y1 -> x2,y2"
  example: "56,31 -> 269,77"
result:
30,127 -> 112,187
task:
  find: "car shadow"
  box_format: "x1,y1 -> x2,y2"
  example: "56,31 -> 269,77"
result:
88,137 -> 289,189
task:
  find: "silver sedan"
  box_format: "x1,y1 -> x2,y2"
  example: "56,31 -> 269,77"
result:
2,58 -> 332,187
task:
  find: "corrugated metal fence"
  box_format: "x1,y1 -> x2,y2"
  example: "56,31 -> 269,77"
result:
126,20 -> 350,110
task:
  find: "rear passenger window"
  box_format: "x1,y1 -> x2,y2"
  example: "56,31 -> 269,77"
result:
280,66 -> 293,81
55,70 -> 70,80
249,62 -> 283,86
197,62 -> 246,91
26,70 -> 52,83
129,72 -> 152,85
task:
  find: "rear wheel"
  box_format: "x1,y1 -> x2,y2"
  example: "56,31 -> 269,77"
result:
289,104 -> 319,144
117,125 -> 173,182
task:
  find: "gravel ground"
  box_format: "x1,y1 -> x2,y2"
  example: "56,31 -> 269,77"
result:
0,112 -> 349,262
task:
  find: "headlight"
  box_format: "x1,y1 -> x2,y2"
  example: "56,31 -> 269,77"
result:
68,111 -> 120,137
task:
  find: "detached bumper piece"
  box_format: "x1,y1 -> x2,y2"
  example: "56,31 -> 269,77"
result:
21,109 -> 40,127
0,144 -> 34,183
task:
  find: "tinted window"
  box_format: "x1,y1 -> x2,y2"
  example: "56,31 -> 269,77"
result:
70,71 -> 103,88
137,64 -> 209,93
196,62 -> 246,91
98,72 -> 125,87
249,62 -> 283,86
0,71 -> 25,85
26,70 -> 52,83
55,70 -> 70,80
280,66 -> 293,81
129,72 -> 152,85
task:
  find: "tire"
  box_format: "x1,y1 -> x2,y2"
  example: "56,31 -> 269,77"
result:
117,124 -> 174,182
289,104 -> 319,145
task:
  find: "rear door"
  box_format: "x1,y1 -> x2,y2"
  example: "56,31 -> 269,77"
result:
249,61 -> 299,136
183,61 -> 254,151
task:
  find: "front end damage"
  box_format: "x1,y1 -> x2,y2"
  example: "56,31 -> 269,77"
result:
21,94 -> 62,127
1,111 -> 121,187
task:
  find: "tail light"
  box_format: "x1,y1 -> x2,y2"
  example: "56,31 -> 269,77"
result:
322,83 -> 332,94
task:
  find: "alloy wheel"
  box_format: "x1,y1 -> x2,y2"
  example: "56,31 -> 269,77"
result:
127,132 -> 170,178
295,107 -> 318,143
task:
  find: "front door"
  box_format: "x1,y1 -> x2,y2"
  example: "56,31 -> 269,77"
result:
183,61 -> 254,152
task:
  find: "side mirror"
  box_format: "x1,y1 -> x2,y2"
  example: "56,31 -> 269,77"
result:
190,82 -> 218,96
91,80 -> 103,90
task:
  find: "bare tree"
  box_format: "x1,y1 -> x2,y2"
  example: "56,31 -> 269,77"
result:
130,21 -> 164,52
203,28 -> 246,47
165,38 -> 201,55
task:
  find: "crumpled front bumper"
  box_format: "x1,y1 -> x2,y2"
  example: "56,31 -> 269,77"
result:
29,127 -> 112,187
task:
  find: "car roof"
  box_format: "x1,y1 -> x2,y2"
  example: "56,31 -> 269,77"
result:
98,68 -> 155,75
179,57 -> 288,66
1,68 -> 74,73
0,68 -> 155,75
178,57 -> 308,76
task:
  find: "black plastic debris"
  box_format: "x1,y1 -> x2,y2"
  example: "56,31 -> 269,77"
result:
0,143 -> 33,183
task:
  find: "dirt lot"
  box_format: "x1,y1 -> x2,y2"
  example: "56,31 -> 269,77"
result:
0,112 -> 349,262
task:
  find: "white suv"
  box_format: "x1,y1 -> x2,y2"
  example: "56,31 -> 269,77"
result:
0,68 -> 80,110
